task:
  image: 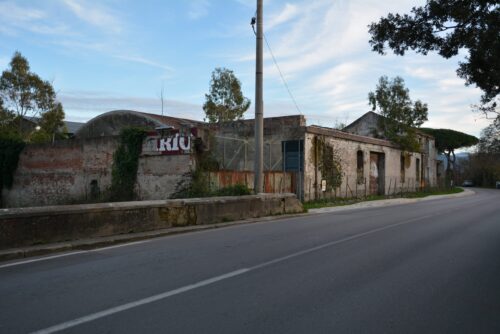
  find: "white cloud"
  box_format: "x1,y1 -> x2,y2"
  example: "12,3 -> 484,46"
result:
230,0 -> 486,136
114,55 -> 174,72
0,2 -> 45,22
267,3 -> 299,30
59,91 -> 203,122
62,0 -> 123,34
0,2 -> 73,36
188,0 -> 210,20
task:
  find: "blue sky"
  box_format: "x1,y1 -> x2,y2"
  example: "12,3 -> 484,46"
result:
0,0 -> 490,136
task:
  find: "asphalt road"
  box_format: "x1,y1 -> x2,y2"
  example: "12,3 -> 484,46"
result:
1,188 -> 499,334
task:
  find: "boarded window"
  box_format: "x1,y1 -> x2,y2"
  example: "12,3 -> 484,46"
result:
282,140 -> 303,172
357,150 -> 364,184
400,154 -> 405,183
416,158 -> 420,182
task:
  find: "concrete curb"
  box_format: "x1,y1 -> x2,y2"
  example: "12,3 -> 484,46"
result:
308,188 -> 475,214
0,189 -> 474,263
0,213 -> 308,263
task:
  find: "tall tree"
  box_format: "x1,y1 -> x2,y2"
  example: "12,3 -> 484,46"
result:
420,127 -> 478,184
368,1 -> 499,116
464,120 -> 500,187
30,102 -> 67,143
203,67 -> 250,123
0,51 -> 59,137
478,118 -> 500,153
368,76 -> 428,151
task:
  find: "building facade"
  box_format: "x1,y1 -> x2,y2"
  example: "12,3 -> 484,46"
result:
1,110 -> 438,207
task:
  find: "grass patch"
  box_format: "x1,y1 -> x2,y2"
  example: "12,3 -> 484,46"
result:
303,187 -> 464,210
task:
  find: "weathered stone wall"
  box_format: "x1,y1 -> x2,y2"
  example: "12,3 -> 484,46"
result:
2,137 -> 118,208
1,137 -> 192,208
304,129 -> 423,201
421,137 -> 438,187
136,154 -> 192,200
212,115 -> 306,171
0,194 -> 303,249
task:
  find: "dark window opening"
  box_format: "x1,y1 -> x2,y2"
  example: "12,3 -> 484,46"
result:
416,158 -> 420,182
282,140 -> 303,172
400,154 -> 405,183
90,179 -> 100,200
357,150 -> 364,184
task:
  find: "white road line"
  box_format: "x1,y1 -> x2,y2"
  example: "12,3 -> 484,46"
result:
0,251 -> 87,269
3,196 -> 481,270
30,213 -> 434,334
30,269 -> 250,334
87,239 -> 152,252
0,240 -> 152,269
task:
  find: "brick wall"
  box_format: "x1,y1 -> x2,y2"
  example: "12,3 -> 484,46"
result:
1,136 -> 192,208
2,137 -> 118,208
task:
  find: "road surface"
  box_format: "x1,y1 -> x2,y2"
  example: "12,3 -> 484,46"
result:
1,188 -> 499,333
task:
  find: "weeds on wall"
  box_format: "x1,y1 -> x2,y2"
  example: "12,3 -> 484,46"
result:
171,136 -> 251,198
109,127 -> 147,201
312,136 -> 343,191
0,137 -> 25,197
171,137 -> 218,198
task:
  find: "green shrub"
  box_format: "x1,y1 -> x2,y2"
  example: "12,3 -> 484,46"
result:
0,137 -> 25,193
109,127 -> 147,201
215,184 -> 251,196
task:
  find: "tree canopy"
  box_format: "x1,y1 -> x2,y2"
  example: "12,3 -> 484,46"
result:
420,128 -> 479,153
478,118 -> 500,153
0,51 -> 65,141
421,127 -> 478,183
368,0 -> 500,113
203,67 -> 250,123
368,76 -> 428,151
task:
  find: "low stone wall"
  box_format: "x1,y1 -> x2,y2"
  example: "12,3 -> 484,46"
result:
0,194 -> 303,250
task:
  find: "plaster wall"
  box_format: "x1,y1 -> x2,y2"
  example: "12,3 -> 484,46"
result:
304,132 -> 423,201
212,115 -> 305,172
1,137 -> 192,208
2,137 -> 118,208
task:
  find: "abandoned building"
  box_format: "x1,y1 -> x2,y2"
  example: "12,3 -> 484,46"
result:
1,109 -> 438,207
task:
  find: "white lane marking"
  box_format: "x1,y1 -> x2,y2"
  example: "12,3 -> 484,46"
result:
0,251 -> 87,269
30,213 -> 434,334
250,214 -> 434,271
87,239 -> 152,252
3,196 -> 482,270
0,240 -> 152,269
30,269 -> 250,334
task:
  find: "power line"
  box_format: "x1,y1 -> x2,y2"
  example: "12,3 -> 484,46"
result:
251,17 -> 303,115
263,33 -> 303,115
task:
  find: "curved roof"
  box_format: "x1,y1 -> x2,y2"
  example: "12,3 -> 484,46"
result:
75,110 -> 204,139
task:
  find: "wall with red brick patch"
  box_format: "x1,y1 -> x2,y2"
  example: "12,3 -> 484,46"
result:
1,137 -> 193,208
2,137 -> 118,208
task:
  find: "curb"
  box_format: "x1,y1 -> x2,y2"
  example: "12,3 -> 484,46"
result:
308,188 -> 475,214
0,212 -> 308,263
0,189 -> 474,263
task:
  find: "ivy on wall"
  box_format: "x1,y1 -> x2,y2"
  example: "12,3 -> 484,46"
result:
312,136 -> 343,191
0,138 -> 25,196
109,127 -> 147,201
171,136 -> 221,198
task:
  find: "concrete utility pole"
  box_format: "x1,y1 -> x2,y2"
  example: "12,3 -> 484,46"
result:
254,0 -> 264,194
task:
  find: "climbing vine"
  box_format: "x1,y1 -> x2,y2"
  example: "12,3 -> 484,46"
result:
171,136 -> 221,198
0,137 -> 25,196
109,127 -> 147,201
312,136 -> 343,190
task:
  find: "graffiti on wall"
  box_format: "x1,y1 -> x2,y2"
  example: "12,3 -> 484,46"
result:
143,128 -> 197,155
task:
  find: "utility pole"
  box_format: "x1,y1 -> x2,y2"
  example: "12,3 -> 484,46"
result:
254,0 -> 264,194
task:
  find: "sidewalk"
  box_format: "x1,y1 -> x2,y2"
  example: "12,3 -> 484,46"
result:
0,188 -> 474,263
